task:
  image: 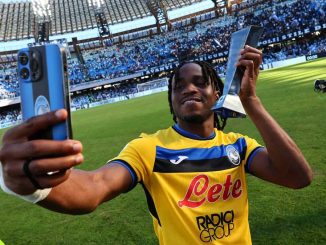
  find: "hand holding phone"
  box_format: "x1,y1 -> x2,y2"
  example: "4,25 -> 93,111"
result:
17,44 -> 72,140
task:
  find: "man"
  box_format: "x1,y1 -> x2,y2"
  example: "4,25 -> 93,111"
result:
0,46 -> 312,244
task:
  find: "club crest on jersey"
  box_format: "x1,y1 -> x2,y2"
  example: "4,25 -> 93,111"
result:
226,145 -> 240,166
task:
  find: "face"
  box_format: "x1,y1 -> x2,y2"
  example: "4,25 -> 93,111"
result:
171,63 -> 219,124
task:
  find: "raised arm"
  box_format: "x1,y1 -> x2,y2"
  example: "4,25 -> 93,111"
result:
0,109 -> 132,214
40,162 -> 132,214
238,45 -> 313,189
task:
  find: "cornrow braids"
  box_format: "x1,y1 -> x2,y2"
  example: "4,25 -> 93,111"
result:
168,60 -> 227,131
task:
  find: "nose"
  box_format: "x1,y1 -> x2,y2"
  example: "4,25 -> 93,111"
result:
182,82 -> 198,94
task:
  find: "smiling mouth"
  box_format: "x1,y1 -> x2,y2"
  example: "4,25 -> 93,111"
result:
181,97 -> 202,104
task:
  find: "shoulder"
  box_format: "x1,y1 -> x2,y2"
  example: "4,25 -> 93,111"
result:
215,130 -> 262,148
138,127 -> 174,140
216,130 -> 248,142
128,127 -> 173,146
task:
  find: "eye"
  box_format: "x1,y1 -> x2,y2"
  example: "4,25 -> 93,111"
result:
194,78 -> 207,87
173,81 -> 185,91
174,81 -> 184,91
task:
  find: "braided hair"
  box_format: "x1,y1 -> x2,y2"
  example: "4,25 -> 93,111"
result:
168,60 -> 227,131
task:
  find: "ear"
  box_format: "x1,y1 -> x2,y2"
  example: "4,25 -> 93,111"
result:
214,90 -> 220,100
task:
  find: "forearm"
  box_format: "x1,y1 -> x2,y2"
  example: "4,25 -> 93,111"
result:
38,163 -> 131,214
38,169 -> 104,215
243,97 -> 312,187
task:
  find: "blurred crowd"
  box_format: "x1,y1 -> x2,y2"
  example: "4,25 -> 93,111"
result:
71,83 -> 137,109
0,0 -> 325,126
67,0 -> 325,85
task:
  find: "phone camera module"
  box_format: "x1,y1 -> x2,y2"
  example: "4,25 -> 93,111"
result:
20,67 -> 30,79
19,52 -> 29,66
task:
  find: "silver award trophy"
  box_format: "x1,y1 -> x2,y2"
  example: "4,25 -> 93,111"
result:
212,26 -> 264,118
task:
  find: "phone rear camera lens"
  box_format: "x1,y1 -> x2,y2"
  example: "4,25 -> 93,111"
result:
19,53 -> 29,65
20,68 -> 30,79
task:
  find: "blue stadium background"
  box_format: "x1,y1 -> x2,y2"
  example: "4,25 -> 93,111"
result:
0,0 -> 325,128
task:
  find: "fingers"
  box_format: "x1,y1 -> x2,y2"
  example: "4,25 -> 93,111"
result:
0,139 -> 82,163
0,138 -> 83,193
0,109 -> 82,194
5,168 -> 74,194
238,60 -> 255,79
24,156 -> 81,190
33,154 -> 83,176
36,169 -> 73,189
240,45 -> 262,56
2,109 -> 67,144
1,149 -> 83,194
4,153 -> 84,177
238,45 -> 262,74
236,46 -> 263,100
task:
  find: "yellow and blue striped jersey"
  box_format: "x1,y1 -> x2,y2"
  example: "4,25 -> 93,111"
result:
110,124 -> 264,245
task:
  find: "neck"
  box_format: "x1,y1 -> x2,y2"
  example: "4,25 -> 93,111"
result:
177,118 -> 215,138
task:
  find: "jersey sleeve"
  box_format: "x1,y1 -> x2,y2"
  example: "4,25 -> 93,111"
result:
243,135 -> 265,173
227,132 -> 265,173
108,137 -> 154,190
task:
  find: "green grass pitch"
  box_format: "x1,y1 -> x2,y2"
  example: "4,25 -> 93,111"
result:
0,58 -> 325,244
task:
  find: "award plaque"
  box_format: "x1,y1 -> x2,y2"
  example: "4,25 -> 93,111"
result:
212,25 -> 264,118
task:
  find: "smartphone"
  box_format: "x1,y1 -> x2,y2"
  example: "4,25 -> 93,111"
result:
17,44 -> 72,140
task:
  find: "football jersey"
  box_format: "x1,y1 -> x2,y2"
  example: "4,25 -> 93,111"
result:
109,124 -> 264,245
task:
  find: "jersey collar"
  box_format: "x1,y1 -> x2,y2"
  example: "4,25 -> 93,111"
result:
172,124 -> 216,140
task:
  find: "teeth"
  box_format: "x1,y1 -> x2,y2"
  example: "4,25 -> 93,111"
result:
184,99 -> 200,104
187,98 -> 199,101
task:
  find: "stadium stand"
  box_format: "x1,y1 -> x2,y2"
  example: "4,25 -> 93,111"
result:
0,0 -> 325,128
0,0 -> 206,41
